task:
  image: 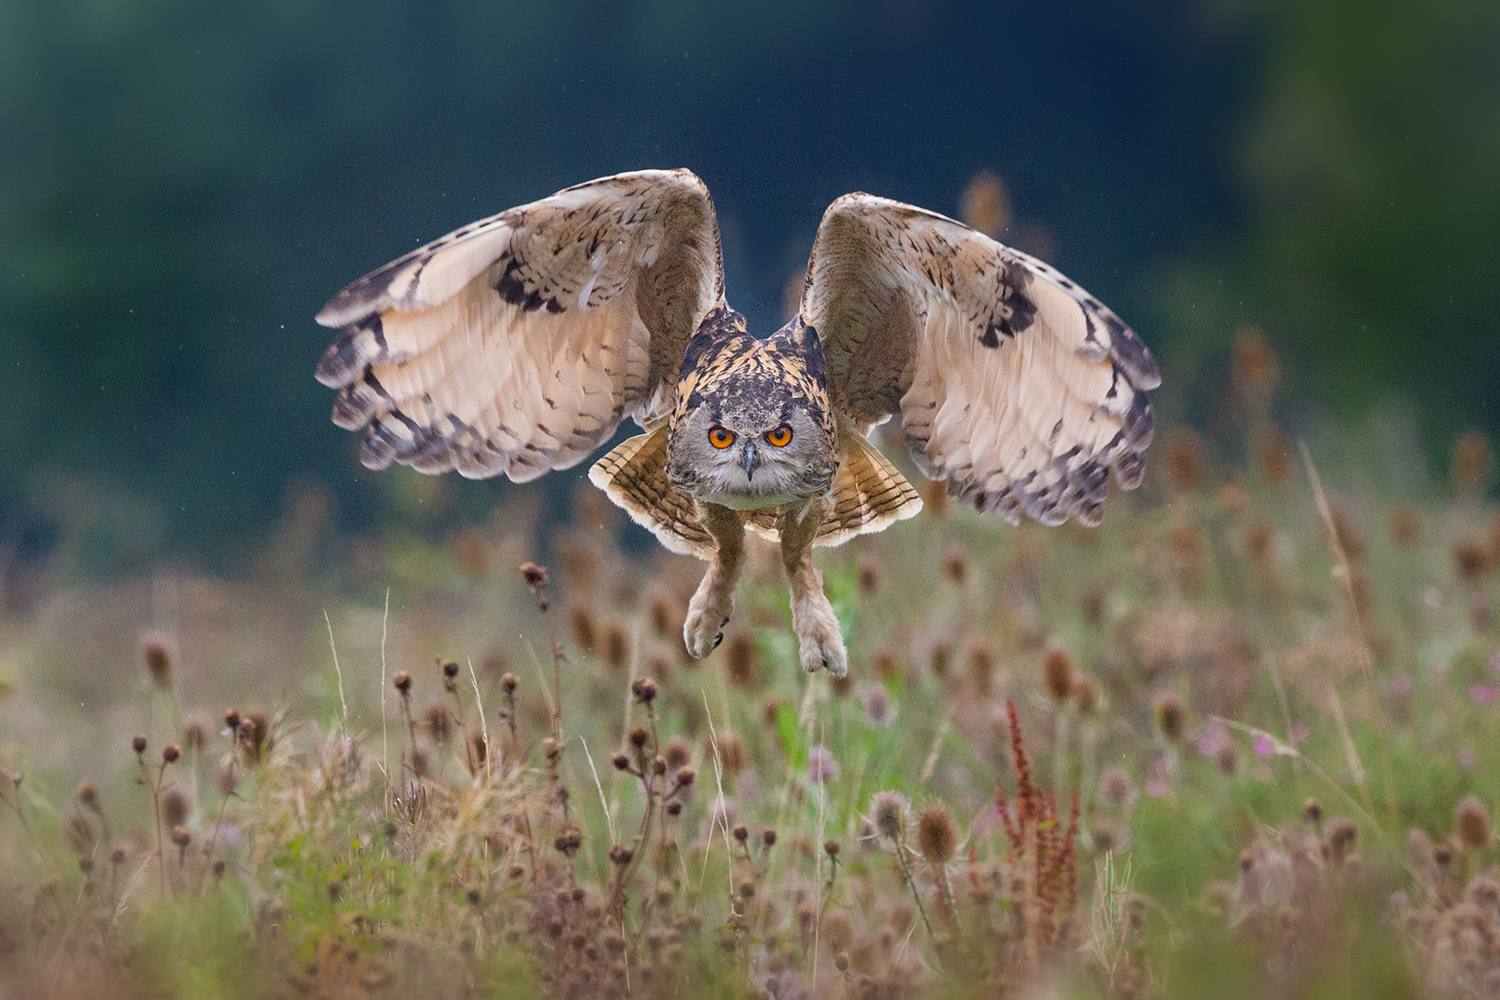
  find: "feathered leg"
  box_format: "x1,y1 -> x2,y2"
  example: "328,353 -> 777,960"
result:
779,497 -> 847,677
683,502 -> 746,659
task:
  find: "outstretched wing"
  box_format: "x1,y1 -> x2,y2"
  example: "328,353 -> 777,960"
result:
801,194 -> 1159,527
315,169 -> 723,481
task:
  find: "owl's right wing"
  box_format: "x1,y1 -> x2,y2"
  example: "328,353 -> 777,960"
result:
315,169 -> 723,481
800,194 -> 1159,527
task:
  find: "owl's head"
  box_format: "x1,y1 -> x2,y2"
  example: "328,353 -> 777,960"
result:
667,313 -> 838,510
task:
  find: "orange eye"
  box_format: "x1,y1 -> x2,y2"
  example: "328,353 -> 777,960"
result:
708,426 -> 736,449
765,424 -> 793,448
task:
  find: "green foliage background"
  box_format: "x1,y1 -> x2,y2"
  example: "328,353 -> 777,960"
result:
1,0 -> 1495,569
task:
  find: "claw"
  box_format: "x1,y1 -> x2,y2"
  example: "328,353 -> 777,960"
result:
684,591 -> 734,660
797,618 -> 847,678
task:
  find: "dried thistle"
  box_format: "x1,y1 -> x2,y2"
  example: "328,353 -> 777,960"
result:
725,635 -> 757,687
1072,675 -> 1099,715
1154,692 -> 1185,743
141,634 -> 173,689
870,791 -> 910,841
1455,796 -> 1492,850
161,789 -> 190,828
1163,428 -> 1207,492
1043,648 -> 1075,702
1452,432 -> 1492,496
916,802 -> 956,864
1232,324 -> 1280,401
959,170 -> 1012,237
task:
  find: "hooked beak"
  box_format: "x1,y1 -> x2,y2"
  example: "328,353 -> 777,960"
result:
741,445 -> 760,482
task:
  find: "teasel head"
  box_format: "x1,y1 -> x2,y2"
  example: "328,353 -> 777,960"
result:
715,731 -> 747,775
141,633 -> 173,690
942,547 -> 968,585
568,604 -> 597,656
74,780 -> 97,808
870,790 -> 910,842
1254,427 -> 1294,487
1043,647 -> 1075,703
1387,507 -> 1421,548
1455,795 -> 1492,850
915,802 -> 956,864
959,170 -> 1012,237
183,720 -> 206,754
1163,428 -> 1207,493
426,704 -> 453,745
1231,323 -> 1280,402
1326,817 -> 1358,864
1452,431 -> 1492,496
644,590 -> 676,640
966,644 -> 996,696
1072,675 -> 1099,716
603,620 -> 631,673
929,640 -> 953,679
725,634 -> 757,688
1153,692 -> 1185,743
863,687 -> 893,728
663,735 -> 692,771
161,788 -> 190,828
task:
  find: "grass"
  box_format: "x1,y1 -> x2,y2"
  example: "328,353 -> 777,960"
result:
2,360 -> 1500,996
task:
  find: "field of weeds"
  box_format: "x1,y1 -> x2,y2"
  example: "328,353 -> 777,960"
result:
3,341 -> 1500,998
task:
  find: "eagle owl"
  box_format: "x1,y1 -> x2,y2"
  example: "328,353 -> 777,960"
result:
315,169 -> 1159,677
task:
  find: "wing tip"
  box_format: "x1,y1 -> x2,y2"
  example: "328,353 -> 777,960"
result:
315,289 -> 374,329
1118,339 -> 1163,391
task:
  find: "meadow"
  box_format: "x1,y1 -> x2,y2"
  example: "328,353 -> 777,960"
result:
2,335 -> 1499,998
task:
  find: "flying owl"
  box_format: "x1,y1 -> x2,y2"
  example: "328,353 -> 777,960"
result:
315,169 -> 1159,677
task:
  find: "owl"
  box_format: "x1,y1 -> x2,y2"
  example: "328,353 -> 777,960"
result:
315,169 -> 1159,677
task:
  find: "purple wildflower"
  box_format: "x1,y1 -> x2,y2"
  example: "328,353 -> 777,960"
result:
808,745 -> 838,784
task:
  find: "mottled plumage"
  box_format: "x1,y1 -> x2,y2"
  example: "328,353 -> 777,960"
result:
315,169 -> 1159,677
801,194 -> 1159,528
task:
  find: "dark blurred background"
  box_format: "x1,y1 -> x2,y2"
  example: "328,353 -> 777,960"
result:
2,0 -> 1497,573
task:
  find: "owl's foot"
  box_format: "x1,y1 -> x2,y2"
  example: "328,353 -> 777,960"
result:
795,597 -> 847,678
683,589 -> 733,659
684,502 -> 746,660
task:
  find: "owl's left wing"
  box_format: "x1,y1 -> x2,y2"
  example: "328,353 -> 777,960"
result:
801,194 -> 1159,526
315,169 -> 722,481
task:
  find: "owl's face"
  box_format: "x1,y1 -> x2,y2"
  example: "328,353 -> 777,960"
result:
667,317 -> 838,511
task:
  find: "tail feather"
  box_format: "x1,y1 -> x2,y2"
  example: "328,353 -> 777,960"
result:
813,431 -> 923,547
588,427 -> 714,559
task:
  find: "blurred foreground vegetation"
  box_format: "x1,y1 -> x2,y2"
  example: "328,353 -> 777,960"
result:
3,339 -> 1500,997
